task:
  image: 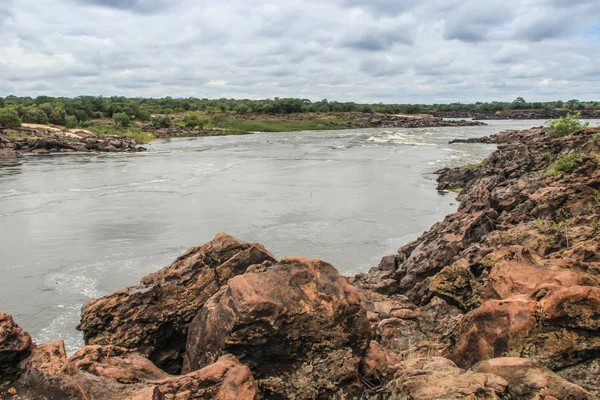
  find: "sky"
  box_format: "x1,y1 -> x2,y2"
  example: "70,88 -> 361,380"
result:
1,0 -> 599,103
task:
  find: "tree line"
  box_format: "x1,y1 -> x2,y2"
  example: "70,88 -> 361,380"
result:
0,95 -> 598,129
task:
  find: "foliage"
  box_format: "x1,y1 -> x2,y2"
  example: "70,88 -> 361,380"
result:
112,112 -> 130,128
21,109 -> 49,124
0,96 -> 598,126
180,115 -> 205,129
464,158 -> 489,172
547,113 -> 589,138
64,115 -> 79,129
547,152 -> 581,176
153,116 -> 171,128
0,107 -> 22,128
87,123 -> 153,143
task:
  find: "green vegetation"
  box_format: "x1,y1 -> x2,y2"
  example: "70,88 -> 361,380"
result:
0,107 -> 22,128
547,113 -> 589,138
0,95 -> 599,132
64,115 -> 78,129
87,124 -> 153,143
547,152 -> 581,176
112,112 -> 131,128
464,158 -> 489,172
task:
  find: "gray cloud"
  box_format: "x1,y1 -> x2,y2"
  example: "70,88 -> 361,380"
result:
0,0 -> 598,102
72,0 -> 168,13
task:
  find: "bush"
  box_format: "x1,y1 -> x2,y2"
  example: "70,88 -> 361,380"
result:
548,152 -> 581,176
64,115 -> 78,129
22,109 -> 49,124
547,113 -> 589,138
182,115 -> 205,128
153,116 -> 171,128
113,112 -> 130,128
49,107 -> 66,125
0,107 -> 22,128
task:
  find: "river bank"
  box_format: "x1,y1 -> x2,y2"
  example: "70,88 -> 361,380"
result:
0,124 -> 148,157
434,108 -> 600,120
1,124 -> 599,399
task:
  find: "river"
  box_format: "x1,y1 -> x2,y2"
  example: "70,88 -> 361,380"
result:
0,120 -> 548,352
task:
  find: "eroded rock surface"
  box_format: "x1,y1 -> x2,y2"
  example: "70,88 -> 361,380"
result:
183,256 -> 370,399
78,233 -> 276,373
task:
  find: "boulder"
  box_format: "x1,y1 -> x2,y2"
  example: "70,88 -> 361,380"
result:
473,358 -> 599,400
0,312 -> 32,376
384,357 -> 508,400
183,256 -> 370,399
77,233 -> 276,373
11,339 -> 257,400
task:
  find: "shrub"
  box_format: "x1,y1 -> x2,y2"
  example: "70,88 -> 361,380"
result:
113,112 -> 130,128
0,107 -> 22,128
21,109 -> 49,124
153,116 -> 171,128
548,152 -> 581,176
182,115 -> 205,128
49,107 -> 66,125
64,115 -> 78,129
547,113 -> 589,138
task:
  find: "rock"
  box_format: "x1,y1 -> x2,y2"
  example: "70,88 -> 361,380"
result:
183,256 -> 370,399
11,339 -> 257,400
384,357 -> 508,399
77,233 -> 276,374
450,296 -> 540,368
0,312 -> 32,377
473,358 -> 599,400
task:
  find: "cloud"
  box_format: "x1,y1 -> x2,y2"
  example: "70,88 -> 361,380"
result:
0,0 -> 598,102
71,0 -> 169,14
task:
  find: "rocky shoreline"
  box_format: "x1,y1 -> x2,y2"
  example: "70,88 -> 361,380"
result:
0,125 -> 147,157
434,109 -> 600,120
2,126 -> 600,399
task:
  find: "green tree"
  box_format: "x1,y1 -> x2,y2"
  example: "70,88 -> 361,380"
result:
64,115 -> 78,129
0,107 -> 22,128
49,107 -> 66,125
113,112 -> 130,128
22,109 -> 49,124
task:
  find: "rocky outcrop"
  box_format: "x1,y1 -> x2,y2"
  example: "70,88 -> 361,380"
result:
0,126 -> 146,156
77,233 -> 276,374
0,313 -> 32,386
434,109 -> 600,120
473,358 -> 599,400
183,256 -> 370,399
8,339 -> 256,400
355,125 -> 600,396
384,357 -> 509,399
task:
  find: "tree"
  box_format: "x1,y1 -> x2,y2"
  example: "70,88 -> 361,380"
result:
49,107 -> 66,125
113,112 -> 130,128
0,107 -> 22,128
22,109 -> 49,124
65,115 -> 79,129
547,113 -> 589,138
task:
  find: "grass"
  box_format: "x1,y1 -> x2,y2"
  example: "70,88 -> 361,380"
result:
547,152 -> 581,176
204,117 -> 356,133
464,158 -> 489,172
87,124 -> 154,143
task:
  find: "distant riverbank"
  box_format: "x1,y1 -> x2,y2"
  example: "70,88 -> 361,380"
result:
1,112 -> 484,155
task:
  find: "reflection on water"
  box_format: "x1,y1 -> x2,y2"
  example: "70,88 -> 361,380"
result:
0,120 -> 554,353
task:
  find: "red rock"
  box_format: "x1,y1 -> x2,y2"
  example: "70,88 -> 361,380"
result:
384,357 -> 508,399
183,256 -> 370,399
0,312 -> 32,375
473,358 -> 599,400
450,296 -> 540,368
12,339 -> 257,400
78,233 -> 276,373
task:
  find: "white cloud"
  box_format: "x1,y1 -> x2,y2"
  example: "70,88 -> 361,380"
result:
0,0 -> 598,102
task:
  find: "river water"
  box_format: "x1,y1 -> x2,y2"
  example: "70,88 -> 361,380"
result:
0,120 -> 546,352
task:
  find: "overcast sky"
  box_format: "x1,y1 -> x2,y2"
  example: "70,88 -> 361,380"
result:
1,0 -> 599,103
